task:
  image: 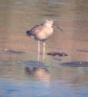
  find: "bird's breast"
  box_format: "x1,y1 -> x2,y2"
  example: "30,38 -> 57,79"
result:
36,26 -> 53,40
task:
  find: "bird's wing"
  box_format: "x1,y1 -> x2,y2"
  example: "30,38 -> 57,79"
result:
30,24 -> 44,35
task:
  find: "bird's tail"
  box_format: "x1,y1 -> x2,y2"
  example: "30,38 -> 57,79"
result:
26,30 -> 33,36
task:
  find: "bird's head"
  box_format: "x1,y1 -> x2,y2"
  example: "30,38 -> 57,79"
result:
44,19 -> 63,31
44,19 -> 54,27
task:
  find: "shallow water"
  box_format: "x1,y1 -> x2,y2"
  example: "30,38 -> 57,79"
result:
0,0 -> 88,97
0,51 -> 88,97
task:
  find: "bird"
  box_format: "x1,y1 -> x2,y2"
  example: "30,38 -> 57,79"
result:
26,19 -> 62,62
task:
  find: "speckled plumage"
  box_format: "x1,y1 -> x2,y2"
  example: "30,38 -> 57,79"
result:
26,20 -> 54,41
26,19 -> 54,61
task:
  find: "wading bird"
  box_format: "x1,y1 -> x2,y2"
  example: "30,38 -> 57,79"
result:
26,19 -> 62,61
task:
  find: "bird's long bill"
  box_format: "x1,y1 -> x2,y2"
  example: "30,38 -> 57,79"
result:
56,26 -> 63,32
54,22 -> 63,32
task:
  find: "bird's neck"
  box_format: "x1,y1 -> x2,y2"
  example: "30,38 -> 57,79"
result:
44,23 -> 52,28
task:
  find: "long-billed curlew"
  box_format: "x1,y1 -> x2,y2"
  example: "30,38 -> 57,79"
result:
26,19 -> 62,61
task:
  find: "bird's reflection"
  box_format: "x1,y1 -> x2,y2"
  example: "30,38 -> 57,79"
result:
25,65 -> 50,85
34,68 -> 50,81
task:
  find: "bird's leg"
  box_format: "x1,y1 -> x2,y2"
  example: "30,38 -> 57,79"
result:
37,41 -> 41,62
42,42 -> 46,61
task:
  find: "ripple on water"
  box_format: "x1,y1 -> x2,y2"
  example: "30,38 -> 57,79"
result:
61,61 -> 88,67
